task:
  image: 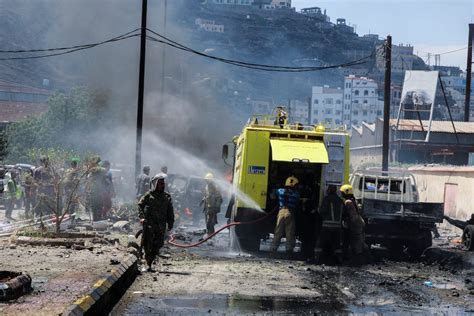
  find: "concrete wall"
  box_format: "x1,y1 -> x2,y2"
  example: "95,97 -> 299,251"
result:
409,166 -> 474,221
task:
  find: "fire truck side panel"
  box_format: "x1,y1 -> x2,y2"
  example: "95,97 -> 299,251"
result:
235,129 -> 270,209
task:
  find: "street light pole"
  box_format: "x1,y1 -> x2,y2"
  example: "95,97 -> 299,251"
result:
135,0 -> 148,177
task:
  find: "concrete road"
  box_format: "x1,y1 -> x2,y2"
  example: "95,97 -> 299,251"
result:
113,226 -> 474,315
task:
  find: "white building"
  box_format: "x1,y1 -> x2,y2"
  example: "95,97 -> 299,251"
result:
311,86 -> 344,127
343,76 -> 381,127
288,99 -> 309,124
195,18 -> 225,33
210,0 -> 253,5
271,0 -> 291,8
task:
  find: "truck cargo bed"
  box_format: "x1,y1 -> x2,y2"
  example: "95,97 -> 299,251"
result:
361,198 -> 444,223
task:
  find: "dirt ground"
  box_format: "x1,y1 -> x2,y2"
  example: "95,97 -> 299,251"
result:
0,207 -> 131,316
113,225 -> 474,315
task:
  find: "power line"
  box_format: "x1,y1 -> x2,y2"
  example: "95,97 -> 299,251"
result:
145,28 -> 375,72
0,30 -> 141,61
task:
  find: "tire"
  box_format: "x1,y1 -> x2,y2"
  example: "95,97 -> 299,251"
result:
462,225 -> 474,251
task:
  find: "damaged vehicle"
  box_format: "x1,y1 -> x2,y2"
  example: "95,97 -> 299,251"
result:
351,168 -> 444,257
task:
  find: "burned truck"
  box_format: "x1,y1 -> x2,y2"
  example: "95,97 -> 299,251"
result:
223,113 -> 350,252
350,169 -> 444,257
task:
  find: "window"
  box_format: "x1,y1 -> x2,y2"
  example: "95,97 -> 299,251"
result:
326,109 -> 333,115
354,90 -> 359,96
363,111 -> 368,116
363,100 -> 368,104
377,110 -> 382,115
353,110 -> 359,115
313,110 -> 318,115
354,100 -> 359,104
336,99 -> 342,104
364,90 -> 369,96
314,99 -> 319,105
336,110 -> 341,115
325,98 -> 333,105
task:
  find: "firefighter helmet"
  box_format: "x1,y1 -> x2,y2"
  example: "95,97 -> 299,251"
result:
285,176 -> 299,187
339,184 -> 353,195
205,173 -> 214,180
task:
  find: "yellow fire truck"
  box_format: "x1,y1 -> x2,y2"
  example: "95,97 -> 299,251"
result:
223,112 -> 350,251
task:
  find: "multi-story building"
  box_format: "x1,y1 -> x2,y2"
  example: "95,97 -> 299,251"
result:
0,80 -> 51,129
311,86 -> 344,127
343,75 -> 381,127
288,99 -> 309,124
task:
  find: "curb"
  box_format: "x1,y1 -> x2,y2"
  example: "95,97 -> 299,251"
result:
62,254 -> 138,316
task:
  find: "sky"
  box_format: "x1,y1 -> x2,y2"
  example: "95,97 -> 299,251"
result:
292,0 -> 474,69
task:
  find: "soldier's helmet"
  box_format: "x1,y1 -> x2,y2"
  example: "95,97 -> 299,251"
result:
204,173 -> 214,180
143,166 -> 150,172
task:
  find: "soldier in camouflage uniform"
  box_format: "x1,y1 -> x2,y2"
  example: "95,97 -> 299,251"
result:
85,156 -> 106,221
63,158 -> 80,215
138,173 -> 174,272
202,173 -> 223,235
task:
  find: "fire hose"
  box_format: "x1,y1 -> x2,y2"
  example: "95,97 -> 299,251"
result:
167,207 -> 278,248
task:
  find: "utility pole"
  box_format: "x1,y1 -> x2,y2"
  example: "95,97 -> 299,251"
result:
464,24 -> 473,122
382,35 -> 392,172
135,0 -> 148,177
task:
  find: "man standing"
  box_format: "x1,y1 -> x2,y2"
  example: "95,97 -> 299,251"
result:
315,185 -> 344,264
85,156 -> 106,221
202,173 -> 222,235
270,176 -> 300,256
340,184 -> 367,265
138,173 -> 174,272
136,166 -> 151,199
23,168 -> 36,218
34,156 -> 55,217
63,158 -> 80,215
4,170 -> 18,219
101,160 -> 115,218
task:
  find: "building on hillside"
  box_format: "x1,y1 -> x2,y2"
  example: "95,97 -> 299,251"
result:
431,65 -> 463,77
300,7 -> 329,22
288,99 -> 309,124
210,0 -> 253,5
350,118 -> 474,167
271,0 -> 291,8
343,75 -> 381,127
0,80 -> 51,129
335,18 -> 355,34
311,86 -> 343,127
376,43 -> 416,73
195,18 -> 225,33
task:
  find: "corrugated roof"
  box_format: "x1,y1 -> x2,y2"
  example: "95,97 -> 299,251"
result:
390,119 -> 474,134
0,101 -> 48,123
0,80 -> 51,95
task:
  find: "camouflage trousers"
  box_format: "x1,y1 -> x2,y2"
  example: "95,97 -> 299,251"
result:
142,224 -> 165,267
